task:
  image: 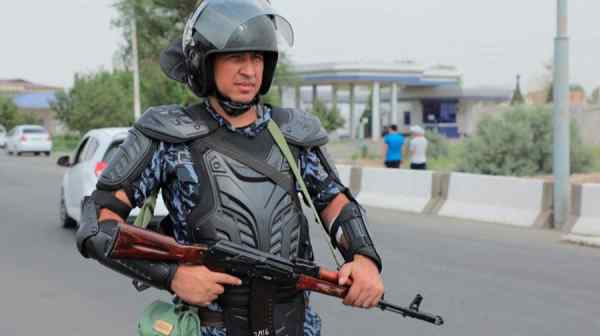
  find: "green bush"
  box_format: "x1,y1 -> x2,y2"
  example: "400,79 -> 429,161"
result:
424,130 -> 449,159
457,105 -> 593,176
311,99 -> 344,132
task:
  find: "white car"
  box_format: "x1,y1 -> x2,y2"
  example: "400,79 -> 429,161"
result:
0,125 -> 6,148
5,125 -> 52,156
57,127 -> 168,228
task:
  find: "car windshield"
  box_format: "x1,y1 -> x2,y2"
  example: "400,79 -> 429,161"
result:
23,128 -> 48,134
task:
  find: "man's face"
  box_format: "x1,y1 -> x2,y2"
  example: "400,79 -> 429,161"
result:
213,52 -> 264,103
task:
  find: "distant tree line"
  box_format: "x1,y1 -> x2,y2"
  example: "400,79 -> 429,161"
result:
0,96 -> 42,130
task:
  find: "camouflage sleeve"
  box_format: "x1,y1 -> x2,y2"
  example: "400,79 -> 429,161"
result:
127,142 -> 173,208
299,147 -> 345,213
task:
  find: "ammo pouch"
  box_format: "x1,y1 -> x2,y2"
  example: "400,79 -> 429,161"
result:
137,300 -> 200,336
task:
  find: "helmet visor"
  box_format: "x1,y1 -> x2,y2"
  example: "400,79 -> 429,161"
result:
184,0 -> 294,52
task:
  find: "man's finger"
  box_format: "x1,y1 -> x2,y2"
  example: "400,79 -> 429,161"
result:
212,284 -> 225,295
343,283 -> 361,306
365,295 -> 379,309
366,293 -> 383,309
374,292 -> 384,306
338,264 -> 353,286
212,272 -> 243,286
354,289 -> 371,308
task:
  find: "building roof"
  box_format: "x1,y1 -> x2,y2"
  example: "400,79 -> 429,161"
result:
461,87 -> 513,102
292,62 -> 462,87
0,79 -> 61,93
13,91 -> 58,109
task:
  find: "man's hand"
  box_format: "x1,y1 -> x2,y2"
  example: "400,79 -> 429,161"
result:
338,255 -> 384,309
171,265 -> 242,306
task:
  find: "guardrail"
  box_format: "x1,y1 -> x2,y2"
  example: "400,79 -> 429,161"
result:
336,165 -> 553,229
356,167 -> 434,213
564,183 -> 600,246
438,173 -> 551,228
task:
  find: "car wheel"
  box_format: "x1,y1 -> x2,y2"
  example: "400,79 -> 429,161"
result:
16,151 -> 21,156
45,151 -> 51,156
34,152 -> 40,156
60,189 -> 77,229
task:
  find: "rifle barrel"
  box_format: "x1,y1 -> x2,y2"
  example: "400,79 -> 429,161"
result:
377,300 -> 444,326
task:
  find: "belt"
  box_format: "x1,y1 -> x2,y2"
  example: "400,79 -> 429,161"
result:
197,309 -> 225,328
196,293 -> 309,329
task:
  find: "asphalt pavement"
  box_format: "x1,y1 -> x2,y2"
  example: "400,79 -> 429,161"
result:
1,151 -> 599,335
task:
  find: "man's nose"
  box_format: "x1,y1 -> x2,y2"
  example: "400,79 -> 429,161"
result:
239,57 -> 256,77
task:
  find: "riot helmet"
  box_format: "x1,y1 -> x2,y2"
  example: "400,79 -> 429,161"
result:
175,0 -> 293,101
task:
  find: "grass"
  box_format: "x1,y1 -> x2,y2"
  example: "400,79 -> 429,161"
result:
590,145 -> 600,172
52,135 -> 80,154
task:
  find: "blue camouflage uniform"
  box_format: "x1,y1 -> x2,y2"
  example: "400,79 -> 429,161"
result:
128,102 -> 344,336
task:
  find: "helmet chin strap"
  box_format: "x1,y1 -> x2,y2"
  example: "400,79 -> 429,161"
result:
215,90 -> 259,117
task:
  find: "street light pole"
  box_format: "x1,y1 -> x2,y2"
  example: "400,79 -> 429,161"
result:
132,10 -> 142,121
553,0 -> 570,228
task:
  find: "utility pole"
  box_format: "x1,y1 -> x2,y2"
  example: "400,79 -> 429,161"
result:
553,0 -> 570,228
132,9 -> 142,121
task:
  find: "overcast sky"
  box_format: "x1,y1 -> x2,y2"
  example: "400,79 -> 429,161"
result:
2,0 -> 599,92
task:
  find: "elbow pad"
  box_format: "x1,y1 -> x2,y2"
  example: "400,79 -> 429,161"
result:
76,197 -> 177,291
330,202 -> 383,272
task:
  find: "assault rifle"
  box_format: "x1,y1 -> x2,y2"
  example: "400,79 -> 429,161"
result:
108,222 -> 444,326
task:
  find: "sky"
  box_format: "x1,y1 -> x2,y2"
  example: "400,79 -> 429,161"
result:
1,0 -> 599,92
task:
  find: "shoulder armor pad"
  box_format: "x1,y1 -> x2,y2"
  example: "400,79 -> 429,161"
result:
97,128 -> 157,190
271,108 -> 328,147
134,104 -> 211,143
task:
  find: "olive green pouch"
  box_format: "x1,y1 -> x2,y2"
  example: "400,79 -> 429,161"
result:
137,300 -> 201,336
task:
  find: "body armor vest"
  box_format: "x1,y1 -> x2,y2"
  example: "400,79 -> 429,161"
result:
184,111 -> 311,336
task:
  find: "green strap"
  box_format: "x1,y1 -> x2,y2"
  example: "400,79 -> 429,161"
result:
134,190 -> 158,228
267,120 -> 342,267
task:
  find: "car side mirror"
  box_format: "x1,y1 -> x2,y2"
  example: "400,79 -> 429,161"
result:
57,155 -> 71,167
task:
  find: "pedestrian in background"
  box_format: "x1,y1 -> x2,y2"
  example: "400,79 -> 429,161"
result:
381,125 -> 390,138
409,125 -> 428,170
383,124 -> 404,168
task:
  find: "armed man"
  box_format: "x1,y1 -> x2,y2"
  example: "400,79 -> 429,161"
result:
75,0 -> 384,335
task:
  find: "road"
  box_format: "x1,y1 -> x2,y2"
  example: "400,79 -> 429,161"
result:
1,152 -> 599,335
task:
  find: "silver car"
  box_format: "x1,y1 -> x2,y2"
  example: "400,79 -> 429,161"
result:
0,125 -> 6,148
57,127 -> 168,228
5,125 -> 52,156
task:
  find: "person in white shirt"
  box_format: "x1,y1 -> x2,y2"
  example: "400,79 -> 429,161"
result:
409,125 -> 428,170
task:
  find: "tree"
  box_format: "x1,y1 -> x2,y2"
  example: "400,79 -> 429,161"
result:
510,75 -> 525,106
0,96 -> 41,129
0,96 -> 20,130
590,87 -> 600,105
457,105 -> 593,176
311,99 -> 344,133
51,71 -> 135,135
360,91 -> 373,138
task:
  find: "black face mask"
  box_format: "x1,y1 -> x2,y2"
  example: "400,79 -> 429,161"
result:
215,90 -> 259,117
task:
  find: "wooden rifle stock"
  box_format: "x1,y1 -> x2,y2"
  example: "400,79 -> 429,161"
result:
110,222 -> 208,264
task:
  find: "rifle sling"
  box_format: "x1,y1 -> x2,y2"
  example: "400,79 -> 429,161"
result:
267,120 -> 342,268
